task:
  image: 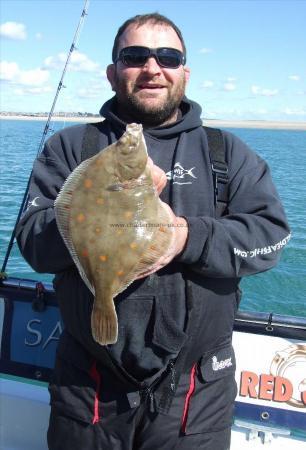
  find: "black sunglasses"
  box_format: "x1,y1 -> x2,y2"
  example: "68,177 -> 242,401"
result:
114,46 -> 186,69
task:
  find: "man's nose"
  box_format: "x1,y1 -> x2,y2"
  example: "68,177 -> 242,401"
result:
142,56 -> 162,73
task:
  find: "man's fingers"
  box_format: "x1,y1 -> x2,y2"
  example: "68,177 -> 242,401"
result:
147,158 -> 167,195
153,169 -> 167,194
135,251 -> 175,279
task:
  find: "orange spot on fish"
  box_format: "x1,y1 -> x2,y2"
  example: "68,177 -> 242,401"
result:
159,226 -> 166,233
77,213 -> 85,223
64,205 -> 70,209
117,270 -> 124,276
82,249 -> 89,258
99,255 -> 107,262
95,227 -> 102,234
124,211 -> 133,219
150,245 -> 156,251
84,179 -> 93,189
96,197 -> 104,205
130,242 -> 137,249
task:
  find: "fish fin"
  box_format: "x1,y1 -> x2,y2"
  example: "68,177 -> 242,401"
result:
54,157 -> 95,295
91,300 -> 118,345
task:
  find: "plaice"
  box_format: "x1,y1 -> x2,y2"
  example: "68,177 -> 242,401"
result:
54,123 -> 174,345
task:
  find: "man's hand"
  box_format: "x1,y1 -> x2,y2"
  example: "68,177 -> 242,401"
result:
147,157 -> 167,195
136,159 -> 189,278
137,204 -> 188,278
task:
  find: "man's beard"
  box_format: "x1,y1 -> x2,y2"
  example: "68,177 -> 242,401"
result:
114,74 -> 186,127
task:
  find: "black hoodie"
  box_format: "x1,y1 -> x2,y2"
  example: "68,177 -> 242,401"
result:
16,97 -> 290,382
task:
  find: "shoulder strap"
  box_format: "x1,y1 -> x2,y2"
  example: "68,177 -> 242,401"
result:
203,126 -> 229,217
81,120 -> 111,162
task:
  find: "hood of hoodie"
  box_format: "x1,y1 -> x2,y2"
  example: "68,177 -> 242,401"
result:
99,96 -> 203,139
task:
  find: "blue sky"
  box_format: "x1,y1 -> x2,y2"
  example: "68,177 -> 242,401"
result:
1,0 -> 305,121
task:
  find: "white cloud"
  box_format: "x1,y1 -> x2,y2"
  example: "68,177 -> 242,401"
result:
212,107 -> 243,118
35,32 -> 43,41
44,51 -> 100,72
18,68 -> 49,86
0,21 -> 27,40
226,77 -> 236,82
99,69 -> 107,78
251,85 -> 260,95
201,80 -> 214,89
283,108 -> 306,116
257,108 -> 268,115
0,61 -> 19,81
261,88 -> 278,96
251,85 -> 278,96
203,110 -> 218,118
14,86 -> 52,95
288,75 -> 300,81
0,60 -> 50,86
77,81 -> 110,98
78,87 -> 101,99
200,48 -> 213,54
223,82 -> 236,91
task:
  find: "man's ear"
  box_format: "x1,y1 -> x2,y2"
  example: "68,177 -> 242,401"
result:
106,64 -> 116,91
184,66 -> 191,84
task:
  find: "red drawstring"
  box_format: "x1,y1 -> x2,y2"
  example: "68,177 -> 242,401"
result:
89,361 -> 101,424
181,363 -> 197,433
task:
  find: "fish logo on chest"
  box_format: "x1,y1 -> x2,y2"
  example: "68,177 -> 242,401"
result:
166,162 -> 197,185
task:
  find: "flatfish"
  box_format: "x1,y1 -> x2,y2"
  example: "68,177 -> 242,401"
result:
55,123 -> 174,345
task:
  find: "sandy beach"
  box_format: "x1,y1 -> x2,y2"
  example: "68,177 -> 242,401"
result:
1,114 -> 305,130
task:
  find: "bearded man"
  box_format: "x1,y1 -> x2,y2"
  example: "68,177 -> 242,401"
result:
17,13 -> 290,450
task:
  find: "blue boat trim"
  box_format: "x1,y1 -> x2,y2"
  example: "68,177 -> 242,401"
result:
1,276 -> 306,384
0,372 -> 48,388
235,401 -> 306,432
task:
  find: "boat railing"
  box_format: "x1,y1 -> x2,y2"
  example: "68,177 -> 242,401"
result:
1,276 -> 306,340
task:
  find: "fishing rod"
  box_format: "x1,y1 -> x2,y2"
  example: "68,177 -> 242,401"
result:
1,0 -> 90,276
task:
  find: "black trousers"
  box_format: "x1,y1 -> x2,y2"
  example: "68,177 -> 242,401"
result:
47,405 -> 231,450
47,354 -> 235,450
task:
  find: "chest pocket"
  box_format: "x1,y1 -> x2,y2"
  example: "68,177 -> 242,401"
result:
108,294 -> 187,374
152,294 -> 187,353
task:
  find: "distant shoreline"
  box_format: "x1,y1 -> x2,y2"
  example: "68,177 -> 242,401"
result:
1,114 -> 305,130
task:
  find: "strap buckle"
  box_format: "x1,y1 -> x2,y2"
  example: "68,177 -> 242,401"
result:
212,162 -> 229,204
211,162 -> 229,183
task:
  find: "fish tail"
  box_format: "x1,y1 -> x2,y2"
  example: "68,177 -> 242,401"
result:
91,300 -> 118,345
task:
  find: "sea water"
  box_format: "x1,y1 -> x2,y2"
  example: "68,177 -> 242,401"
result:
0,119 -> 305,317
